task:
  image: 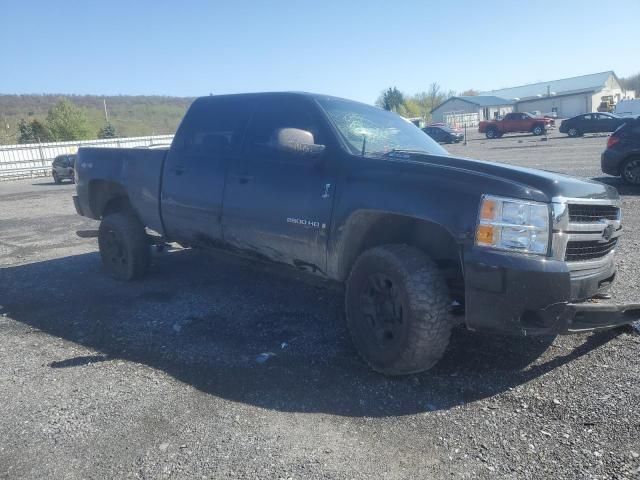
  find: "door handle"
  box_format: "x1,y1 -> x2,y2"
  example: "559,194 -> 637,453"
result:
231,174 -> 254,184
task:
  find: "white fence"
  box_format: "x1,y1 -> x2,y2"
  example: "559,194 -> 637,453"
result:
0,135 -> 174,181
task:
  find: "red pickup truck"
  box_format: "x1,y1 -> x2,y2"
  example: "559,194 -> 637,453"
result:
479,112 -> 555,139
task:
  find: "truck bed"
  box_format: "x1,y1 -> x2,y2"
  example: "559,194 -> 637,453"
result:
75,147 -> 168,234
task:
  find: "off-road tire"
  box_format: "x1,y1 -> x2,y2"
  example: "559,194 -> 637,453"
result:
345,244 -> 452,375
98,212 -> 150,281
532,125 -> 544,136
486,129 -> 498,139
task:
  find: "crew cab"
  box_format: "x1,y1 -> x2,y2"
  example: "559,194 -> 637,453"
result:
73,92 -> 640,375
479,112 -> 554,139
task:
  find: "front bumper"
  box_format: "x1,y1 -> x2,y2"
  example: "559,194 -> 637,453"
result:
463,247 -> 638,335
545,302 -> 640,333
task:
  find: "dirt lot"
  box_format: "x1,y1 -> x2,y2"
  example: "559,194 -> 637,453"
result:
1,130 -> 639,479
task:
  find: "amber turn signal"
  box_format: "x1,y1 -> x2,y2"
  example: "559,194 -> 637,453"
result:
480,198 -> 497,221
476,224 -> 496,245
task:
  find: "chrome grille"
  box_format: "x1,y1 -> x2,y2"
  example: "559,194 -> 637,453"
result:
552,199 -> 622,274
568,204 -> 620,222
565,238 -> 618,262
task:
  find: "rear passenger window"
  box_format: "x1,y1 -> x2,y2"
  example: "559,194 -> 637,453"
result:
178,97 -> 253,155
243,96 -> 326,155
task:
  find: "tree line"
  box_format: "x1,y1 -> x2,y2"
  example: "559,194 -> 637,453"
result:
17,99 -> 117,143
376,84 -> 478,121
620,73 -> 640,97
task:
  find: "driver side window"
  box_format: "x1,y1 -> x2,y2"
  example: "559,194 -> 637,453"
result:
243,97 -> 325,156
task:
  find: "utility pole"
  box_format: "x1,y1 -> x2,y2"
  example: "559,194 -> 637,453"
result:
103,99 -> 109,123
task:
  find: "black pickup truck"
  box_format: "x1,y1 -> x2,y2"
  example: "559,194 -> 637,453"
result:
73,92 -> 640,375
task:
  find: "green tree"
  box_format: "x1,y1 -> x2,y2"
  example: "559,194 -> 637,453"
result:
18,118 -> 52,143
98,122 -> 118,139
398,98 -> 422,118
46,99 -> 90,141
376,87 -> 404,112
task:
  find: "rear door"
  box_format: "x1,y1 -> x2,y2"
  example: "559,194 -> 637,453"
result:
580,114 -> 595,133
501,113 -> 518,132
520,113 -> 534,132
222,95 -> 336,273
161,96 -> 253,243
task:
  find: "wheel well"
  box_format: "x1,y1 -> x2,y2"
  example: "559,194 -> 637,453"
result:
338,213 -> 464,299
88,180 -> 131,218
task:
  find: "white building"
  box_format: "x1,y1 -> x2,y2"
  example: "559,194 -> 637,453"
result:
430,95 -> 514,126
482,71 -> 634,118
431,71 -> 635,124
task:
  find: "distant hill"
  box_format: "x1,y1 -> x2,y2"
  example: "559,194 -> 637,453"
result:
0,94 -> 194,145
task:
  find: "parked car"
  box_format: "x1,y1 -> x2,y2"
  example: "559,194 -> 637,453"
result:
614,99 -> 640,118
530,110 -> 558,119
601,117 -> 640,184
478,112 -> 554,139
422,125 -> 463,144
73,92 -> 639,376
559,113 -> 628,137
51,154 -> 76,184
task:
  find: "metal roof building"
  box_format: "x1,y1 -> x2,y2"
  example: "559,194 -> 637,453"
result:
432,71 -> 635,125
481,71 -> 619,100
482,71 -> 633,118
430,95 -> 514,126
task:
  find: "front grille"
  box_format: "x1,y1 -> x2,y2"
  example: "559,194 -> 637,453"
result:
568,204 -> 619,222
565,238 -> 618,262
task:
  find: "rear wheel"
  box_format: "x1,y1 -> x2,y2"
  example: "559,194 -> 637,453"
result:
486,129 -> 498,139
567,127 -> 580,137
532,125 -> 544,136
621,157 -> 640,185
345,245 -> 452,375
98,212 -> 150,281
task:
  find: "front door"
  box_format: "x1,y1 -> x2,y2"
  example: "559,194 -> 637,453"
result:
222,95 -> 336,274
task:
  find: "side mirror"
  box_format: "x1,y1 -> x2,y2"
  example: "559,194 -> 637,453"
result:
272,128 -> 325,156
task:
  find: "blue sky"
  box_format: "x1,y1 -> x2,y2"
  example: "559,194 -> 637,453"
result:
1,0 -> 638,103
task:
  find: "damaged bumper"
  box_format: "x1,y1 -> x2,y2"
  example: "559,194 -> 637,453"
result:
547,302 -> 640,333
463,247 -> 639,335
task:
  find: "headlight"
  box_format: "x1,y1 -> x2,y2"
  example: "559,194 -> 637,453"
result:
475,195 -> 550,255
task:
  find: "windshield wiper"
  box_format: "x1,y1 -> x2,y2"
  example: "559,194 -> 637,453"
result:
380,148 -> 430,157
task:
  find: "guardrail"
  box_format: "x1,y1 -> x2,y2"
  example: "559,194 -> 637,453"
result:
0,135 -> 174,181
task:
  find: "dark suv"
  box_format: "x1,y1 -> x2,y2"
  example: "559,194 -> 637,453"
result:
601,117 -> 640,185
51,154 -> 76,184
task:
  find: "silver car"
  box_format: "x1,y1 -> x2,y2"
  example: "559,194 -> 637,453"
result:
52,154 -> 76,184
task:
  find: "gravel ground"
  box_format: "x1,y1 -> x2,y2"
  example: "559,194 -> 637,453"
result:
1,130 -> 639,479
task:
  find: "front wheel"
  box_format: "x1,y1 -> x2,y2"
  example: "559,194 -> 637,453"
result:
532,125 -> 544,136
98,212 -> 151,281
486,129 -> 498,139
345,245 -> 452,375
621,157 -> 640,185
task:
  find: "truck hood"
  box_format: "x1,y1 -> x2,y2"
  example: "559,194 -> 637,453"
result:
390,153 -> 619,203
